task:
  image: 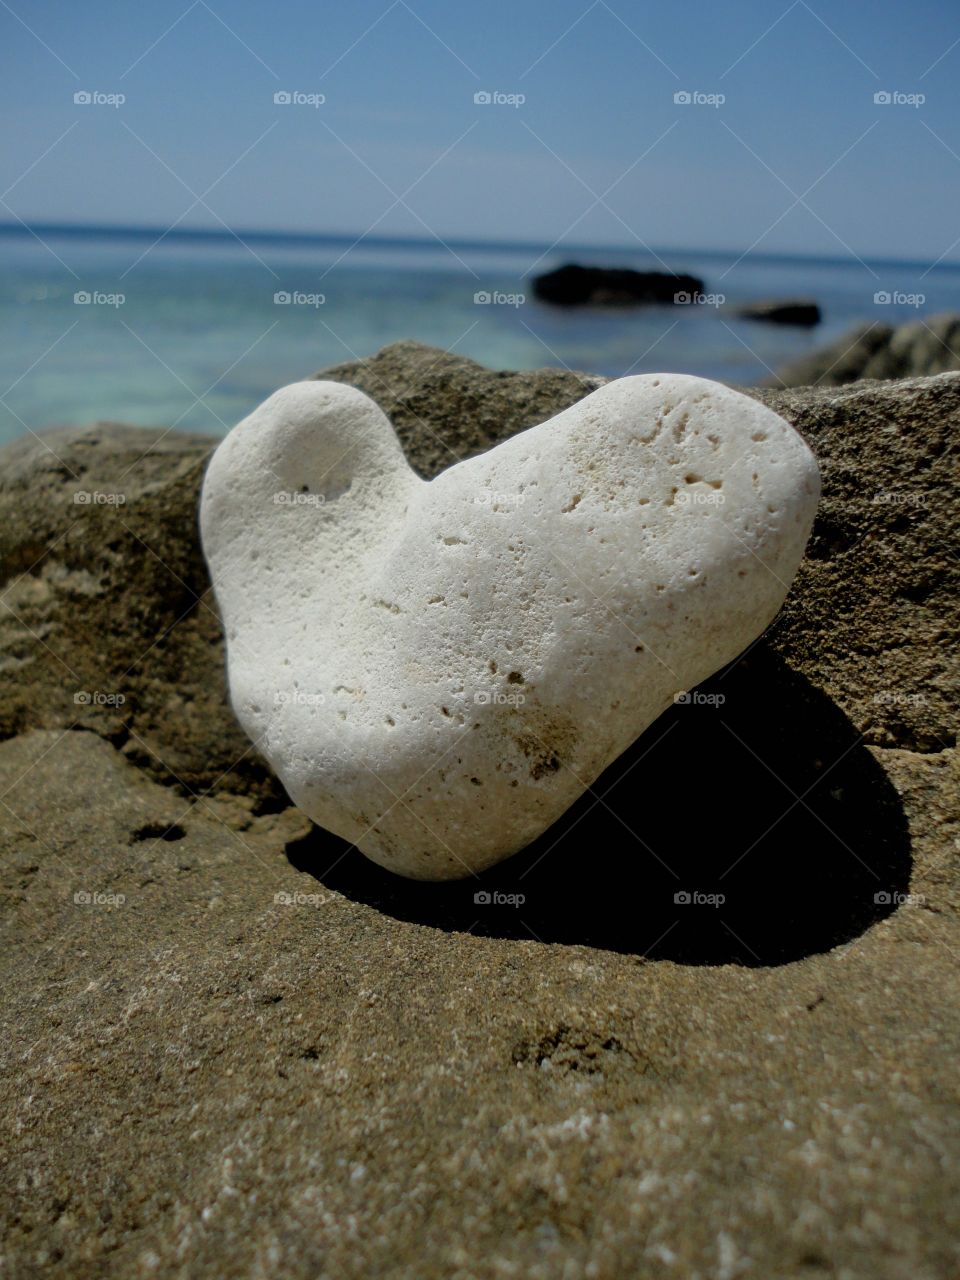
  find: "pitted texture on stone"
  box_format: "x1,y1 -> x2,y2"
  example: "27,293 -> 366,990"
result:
200,375 -> 819,878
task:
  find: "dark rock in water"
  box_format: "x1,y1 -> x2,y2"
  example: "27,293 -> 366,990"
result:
772,312 -> 960,387
734,299 -> 822,326
533,262 -> 704,307
0,342 -> 958,1278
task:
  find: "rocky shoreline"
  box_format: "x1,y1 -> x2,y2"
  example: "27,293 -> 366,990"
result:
771,312 -> 960,387
1,344 -> 957,1278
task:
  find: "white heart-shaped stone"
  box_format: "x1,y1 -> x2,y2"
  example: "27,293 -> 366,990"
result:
200,374 -> 819,879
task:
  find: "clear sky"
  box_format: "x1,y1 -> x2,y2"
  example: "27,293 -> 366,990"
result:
3,0 -> 960,262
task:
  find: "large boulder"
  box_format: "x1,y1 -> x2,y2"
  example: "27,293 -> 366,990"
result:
0,343 -> 957,1279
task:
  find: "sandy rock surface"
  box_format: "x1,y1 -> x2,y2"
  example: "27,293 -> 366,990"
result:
0,343 -> 957,1278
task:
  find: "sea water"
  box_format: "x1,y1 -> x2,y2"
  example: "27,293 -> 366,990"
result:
1,225 -> 957,444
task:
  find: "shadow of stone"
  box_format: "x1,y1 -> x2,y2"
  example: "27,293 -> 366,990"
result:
286,645 -> 911,967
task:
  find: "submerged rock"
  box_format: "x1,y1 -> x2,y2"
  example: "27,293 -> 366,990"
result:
733,298 -> 821,326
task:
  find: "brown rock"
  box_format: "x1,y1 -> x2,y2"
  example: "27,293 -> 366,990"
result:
772,312 -> 960,387
0,345 -> 957,1279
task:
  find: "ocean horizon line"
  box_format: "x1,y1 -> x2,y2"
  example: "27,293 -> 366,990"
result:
1,220 -> 958,275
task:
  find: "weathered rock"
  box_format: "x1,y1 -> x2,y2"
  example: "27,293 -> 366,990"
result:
0,344 -> 957,1278
733,298 -> 821,326
533,263 -> 704,307
772,312 -> 960,386
316,339 -> 606,478
316,344 -> 956,754
200,376 -> 818,878
0,343 -> 953,779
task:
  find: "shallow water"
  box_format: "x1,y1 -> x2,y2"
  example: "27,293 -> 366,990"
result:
1,227 -> 958,444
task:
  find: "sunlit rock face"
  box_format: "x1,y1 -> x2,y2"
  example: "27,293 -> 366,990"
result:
200,375 -> 819,879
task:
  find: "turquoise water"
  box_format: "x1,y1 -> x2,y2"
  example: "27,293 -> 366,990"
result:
2,227 -> 958,443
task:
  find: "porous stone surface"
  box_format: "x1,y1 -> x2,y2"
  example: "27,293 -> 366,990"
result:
0,345 -> 957,1278
200,376 -> 819,878
321,345 -> 956,756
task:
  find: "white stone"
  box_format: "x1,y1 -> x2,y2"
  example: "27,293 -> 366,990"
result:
200,374 -> 819,879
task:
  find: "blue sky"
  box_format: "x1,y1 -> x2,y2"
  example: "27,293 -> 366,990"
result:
2,0 -> 960,261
